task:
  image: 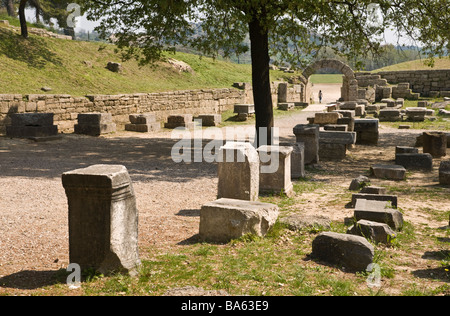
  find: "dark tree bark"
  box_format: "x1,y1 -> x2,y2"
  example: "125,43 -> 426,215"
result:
4,0 -> 16,17
248,15 -> 274,147
19,0 -> 28,38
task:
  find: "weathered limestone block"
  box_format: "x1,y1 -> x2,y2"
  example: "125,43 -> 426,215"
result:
423,132 -> 447,158
217,142 -> 260,201
395,146 -> 419,154
379,109 -> 402,122
347,219 -> 397,245
311,232 -> 374,272
351,193 -> 398,208
319,131 -> 356,160
195,114 -> 222,126
62,164 -> 140,275
354,119 -> 379,145
199,198 -> 279,243
6,113 -> 58,138
125,113 -> 161,132
257,145 -> 294,197
360,186 -> 387,195
353,199 -> 404,231
406,107 -> 427,121
234,104 -> 255,115
280,142 -> 305,179
349,175 -> 370,191
439,160 -> 450,185
337,117 -> 355,132
293,124 -> 319,164
164,114 -> 195,129
370,164 -> 406,181
395,153 -> 433,171
74,113 -> 116,136
314,112 -> 342,125
324,124 -> 348,132
278,103 -> 294,111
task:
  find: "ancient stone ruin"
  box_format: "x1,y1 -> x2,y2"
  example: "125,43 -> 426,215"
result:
62,165 -> 141,276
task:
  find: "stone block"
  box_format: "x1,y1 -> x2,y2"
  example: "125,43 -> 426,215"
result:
395,153 -> 433,170
77,113 -> 113,125
406,107 -> 427,121
423,132 -> 447,158
354,119 -> 379,145
278,103 -> 294,111
311,232 -> 374,272
347,219 -> 397,245
6,113 -> 58,138
195,114 -> 222,126
164,114 -> 195,129
395,146 -> 418,154
333,110 -> 355,118
62,164 -> 140,275
75,113 -> 116,136
257,145 -> 294,197
351,193 -> 398,208
293,124 -> 319,164
125,123 -> 161,132
234,104 -> 255,115
370,164 -> 406,181
379,109 -> 402,122
199,198 -> 279,243
129,113 -> 157,124
349,175 -> 370,191
217,142 -> 260,201
355,104 -> 365,116
324,124 -> 348,132
354,199 -> 404,230
360,186 -> 387,195
439,160 -> 450,185
319,131 -> 357,145
314,112 -> 342,125
337,117 -> 355,132
10,113 -> 54,126
280,142 -> 305,179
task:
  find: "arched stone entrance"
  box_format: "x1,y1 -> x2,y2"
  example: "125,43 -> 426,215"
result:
301,59 -> 358,102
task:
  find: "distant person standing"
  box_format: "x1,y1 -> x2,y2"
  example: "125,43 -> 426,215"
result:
318,90 -> 323,104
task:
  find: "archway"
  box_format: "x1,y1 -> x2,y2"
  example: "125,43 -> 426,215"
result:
301,59 -> 358,103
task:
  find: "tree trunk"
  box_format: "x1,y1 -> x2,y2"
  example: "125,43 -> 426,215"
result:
19,0 -> 28,38
5,0 -> 16,17
248,16 -> 274,147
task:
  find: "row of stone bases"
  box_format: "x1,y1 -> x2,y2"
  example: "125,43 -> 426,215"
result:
5,112 -> 223,139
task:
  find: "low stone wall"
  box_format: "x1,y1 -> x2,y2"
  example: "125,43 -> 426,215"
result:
376,69 -> 450,97
0,83 -> 302,135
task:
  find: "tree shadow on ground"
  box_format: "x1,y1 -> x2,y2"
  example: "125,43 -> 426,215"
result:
0,134 -> 219,183
0,28 -> 63,69
0,270 -> 63,290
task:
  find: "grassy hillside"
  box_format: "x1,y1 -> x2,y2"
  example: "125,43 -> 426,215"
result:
373,57 -> 450,72
0,25 -> 255,96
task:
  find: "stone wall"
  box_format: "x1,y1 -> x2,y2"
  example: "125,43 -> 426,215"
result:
0,83 -> 302,135
376,69 -> 450,97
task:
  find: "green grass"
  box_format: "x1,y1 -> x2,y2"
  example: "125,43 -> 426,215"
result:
374,98 -> 450,130
0,24 -> 254,96
310,74 -> 343,84
374,57 -> 450,72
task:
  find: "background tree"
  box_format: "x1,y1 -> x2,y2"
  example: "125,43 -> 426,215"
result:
1,0 -> 16,16
82,0 -> 449,145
